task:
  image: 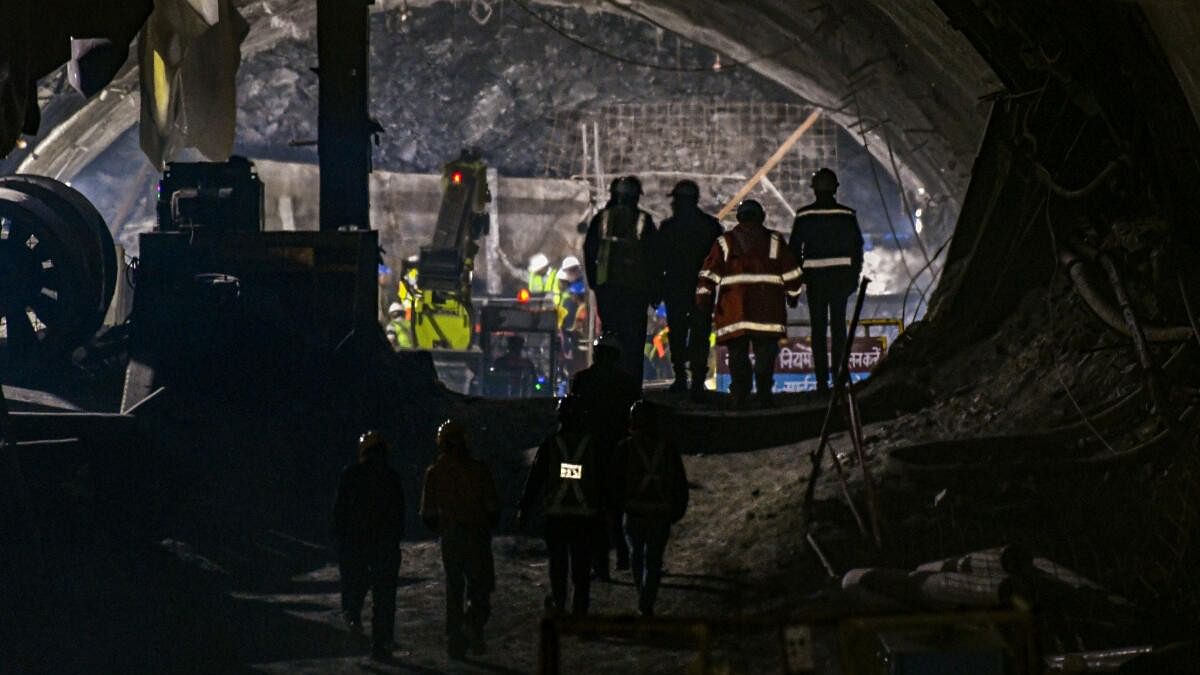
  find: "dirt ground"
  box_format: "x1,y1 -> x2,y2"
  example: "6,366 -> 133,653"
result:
226,440 -> 822,674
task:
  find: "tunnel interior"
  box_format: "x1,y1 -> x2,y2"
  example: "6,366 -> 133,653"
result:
3,0 -> 1200,672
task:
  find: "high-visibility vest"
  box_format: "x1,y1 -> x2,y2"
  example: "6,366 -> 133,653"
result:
546,434 -> 598,517
530,269 -> 557,296
624,437 -> 672,517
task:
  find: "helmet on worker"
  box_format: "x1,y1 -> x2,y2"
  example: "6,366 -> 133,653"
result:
613,176 -> 643,206
735,199 -> 766,224
592,331 -> 621,365
358,430 -> 388,461
528,253 -> 551,274
387,302 -> 403,318
668,179 -> 701,208
628,399 -> 658,433
810,168 -> 839,195
436,419 -> 467,454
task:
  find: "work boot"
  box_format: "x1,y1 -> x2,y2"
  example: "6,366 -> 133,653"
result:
669,368 -> 689,393
689,372 -> 708,403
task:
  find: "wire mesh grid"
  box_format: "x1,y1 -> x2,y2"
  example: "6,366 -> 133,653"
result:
543,101 -> 838,212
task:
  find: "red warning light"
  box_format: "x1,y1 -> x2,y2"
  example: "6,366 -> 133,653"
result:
517,288 -> 531,304
451,171 -> 464,185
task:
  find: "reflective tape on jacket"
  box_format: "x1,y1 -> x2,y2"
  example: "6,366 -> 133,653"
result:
719,273 -> 783,287
715,320 -> 787,337
795,208 -> 855,218
802,257 -> 853,269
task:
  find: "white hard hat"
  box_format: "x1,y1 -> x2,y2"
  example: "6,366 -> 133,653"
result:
556,268 -> 572,281
388,302 -> 403,315
528,253 -> 550,272
561,255 -> 581,270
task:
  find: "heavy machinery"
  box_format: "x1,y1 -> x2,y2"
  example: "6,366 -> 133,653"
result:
0,175 -> 117,373
410,150 -> 490,350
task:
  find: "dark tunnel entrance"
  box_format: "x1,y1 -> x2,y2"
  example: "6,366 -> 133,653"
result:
4,0 -> 1200,672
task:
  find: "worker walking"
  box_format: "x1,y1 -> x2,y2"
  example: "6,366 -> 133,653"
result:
656,180 -> 724,397
615,401 -> 688,616
788,168 -> 864,395
583,175 -> 660,381
570,333 -> 640,578
333,431 -> 406,661
419,420 -> 499,659
517,395 -> 603,615
696,200 -> 804,408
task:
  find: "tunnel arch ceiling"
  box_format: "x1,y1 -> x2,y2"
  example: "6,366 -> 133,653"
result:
18,0 -> 996,239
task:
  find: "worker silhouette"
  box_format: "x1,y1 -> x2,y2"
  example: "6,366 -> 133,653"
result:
583,175 -> 660,382
517,395 -> 604,615
569,333 -> 640,578
656,180 -> 723,398
420,420 -> 499,659
614,401 -> 688,616
333,431 -> 406,661
696,200 -> 804,408
788,168 -> 864,394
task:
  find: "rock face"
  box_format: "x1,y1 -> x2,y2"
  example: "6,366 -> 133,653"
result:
233,2 -> 799,176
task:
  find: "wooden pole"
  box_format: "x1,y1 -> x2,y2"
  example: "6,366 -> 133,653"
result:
716,109 -> 821,221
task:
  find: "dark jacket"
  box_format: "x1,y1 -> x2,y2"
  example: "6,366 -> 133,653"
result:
518,430 -> 602,519
584,204 -> 659,296
787,198 -> 864,280
420,452 -> 500,532
570,363 -> 641,449
333,459 -> 406,549
657,207 -> 723,302
613,432 -> 688,522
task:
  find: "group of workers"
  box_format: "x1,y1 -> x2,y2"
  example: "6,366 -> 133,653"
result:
333,334 -> 688,662
584,167 -> 864,405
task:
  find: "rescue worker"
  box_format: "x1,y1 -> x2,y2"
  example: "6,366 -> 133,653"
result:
696,200 -> 804,408
516,395 -> 603,615
333,431 -> 406,661
386,302 -> 408,350
656,180 -> 724,396
787,168 -> 864,394
394,256 -> 419,348
528,253 -> 557,298
614,401 -> 688,617
569,333 -> 640,577
583,175 -> 660,381
419,420 -> 499,659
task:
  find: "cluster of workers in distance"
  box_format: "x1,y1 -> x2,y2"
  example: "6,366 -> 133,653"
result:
337,169 -> 866,662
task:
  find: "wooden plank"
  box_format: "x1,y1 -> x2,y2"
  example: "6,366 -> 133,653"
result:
715,109 -> 822,221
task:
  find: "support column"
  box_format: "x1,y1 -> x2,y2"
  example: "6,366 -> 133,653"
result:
317,0 -> 373,231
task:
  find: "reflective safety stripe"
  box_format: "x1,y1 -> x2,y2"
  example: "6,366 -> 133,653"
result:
787,287 -> 804,297
715,320 -> 786,336
696,287 -> 712,295
548,435 -> 595,516
719,273 -> 783,286
717,236 -> 729,260
803,257 -> 853,269
769,236 -> 779,260
781,267 -> 803,282
795,208 -> 855,217
636,213 -> 649,238
699,270 -> 722,284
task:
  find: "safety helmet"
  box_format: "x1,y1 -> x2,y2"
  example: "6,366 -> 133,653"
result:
557,394 -> 585,426
668,179 -> 700,201
561,255 -> 581,270
628,400 -> 657,431
358,430 -> 388,459
556,267 -> 572,281
528,253 -> 550,273
592,331 -> 622,355
613,176 -> 643,203
388,302 -> 403,316
810,168 -> 839,193
736,199 -> 766,223
569,280 -> 587,295
436,419 -> 467,452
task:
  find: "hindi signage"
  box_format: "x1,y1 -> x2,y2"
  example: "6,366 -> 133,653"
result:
714,335 -> 887,393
